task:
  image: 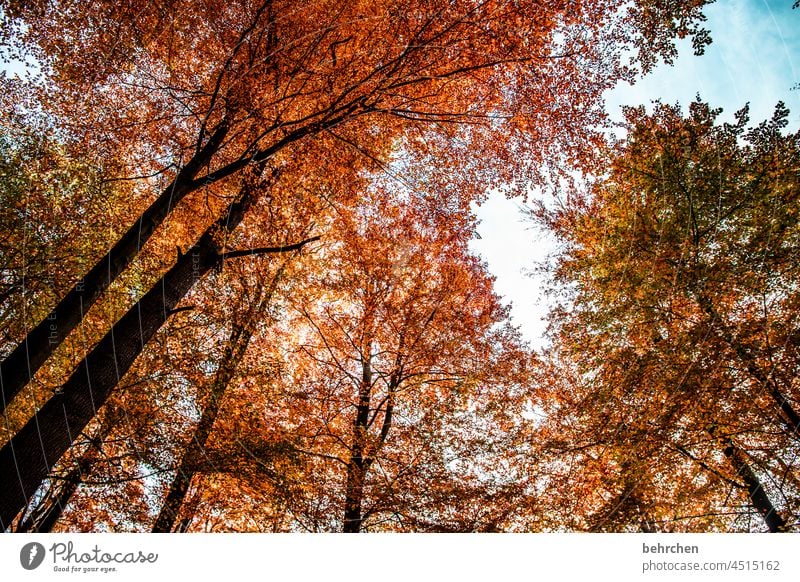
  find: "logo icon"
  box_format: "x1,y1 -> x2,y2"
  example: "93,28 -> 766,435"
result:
20,542 -> 46,570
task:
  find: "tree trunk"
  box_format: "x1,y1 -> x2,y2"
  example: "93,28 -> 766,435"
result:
15,453 -> 91,533
0,121 -> 230,414
152,269 -> 282,532
343,351 -> 372,533
343,464 -> 367,533
13,412 -> 117,533
0,103 -> 354,415
697,292 -> 800,434
721,437 -> 787,532
0,178 -> 317,529
151,326 -> 247,532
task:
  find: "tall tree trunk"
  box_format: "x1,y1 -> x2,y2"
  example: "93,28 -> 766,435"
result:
343,464 -> 367,533
0,122 -> 230,414
14,440 -> 102,533
697,292 -> 800,434
152,268 -> 283,532
721,437 -> 787,532
340,350 -> 398,533
343,351 -> 372,533
15,398 -> 137,532
0,176 -> 318,529
1,99 -> 357,414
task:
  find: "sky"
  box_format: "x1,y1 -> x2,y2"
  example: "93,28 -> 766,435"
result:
470,0 -> 800,349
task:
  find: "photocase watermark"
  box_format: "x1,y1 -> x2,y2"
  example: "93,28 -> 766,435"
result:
20,542 -> 46,570
18,541 -> 158,575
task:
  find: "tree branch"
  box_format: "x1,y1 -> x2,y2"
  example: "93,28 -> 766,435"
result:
218,235 -> 321,260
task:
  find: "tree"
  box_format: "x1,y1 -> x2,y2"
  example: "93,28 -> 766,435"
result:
151,260 -> 287,532
252,190 -> 535,532
120,189 -> 535,533
12,228 -> 309,532
535,100 -> 800,531
0,0 -> 712,408
0,163 -> 319,528
0,109 -> 135,411
12,413 -> 116,533
0,0 -> 714,530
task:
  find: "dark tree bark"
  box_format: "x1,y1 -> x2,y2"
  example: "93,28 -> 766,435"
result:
14,439 -> 102,533
697,292 -> 800,435
152,268 -> 283,532
721,437 -> 787,533
0,120 -> 230,414
12,403 -> 129,533
342,350 -> 397,533
342,466 -> 367,533
151,327 -> 247,532
0,177 -> 318,529
1,101 -> 359,414
343,353 -> 373,533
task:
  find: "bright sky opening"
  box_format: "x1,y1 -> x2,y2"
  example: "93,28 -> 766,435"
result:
470,0 -> 800,349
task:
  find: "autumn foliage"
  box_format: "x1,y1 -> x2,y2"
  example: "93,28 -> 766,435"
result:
534,101 -> 800,532
7,0 -> 795,534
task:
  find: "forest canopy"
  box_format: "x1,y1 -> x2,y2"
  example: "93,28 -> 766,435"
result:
2,0 -> 797,533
